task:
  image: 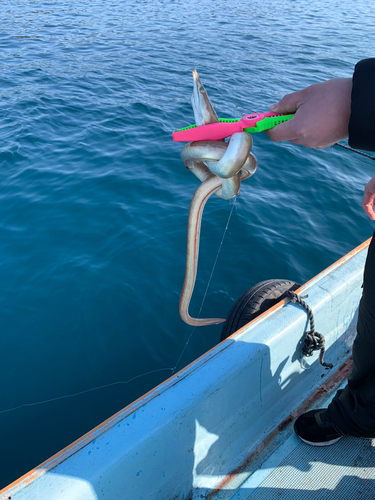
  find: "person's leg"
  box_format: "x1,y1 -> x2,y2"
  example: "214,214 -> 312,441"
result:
327,232 -> 375,437
295,233 -> 375,445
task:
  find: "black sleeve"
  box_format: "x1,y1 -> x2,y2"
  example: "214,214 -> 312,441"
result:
348,58 -> 375,152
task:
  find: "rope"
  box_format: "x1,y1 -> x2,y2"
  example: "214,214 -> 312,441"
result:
286,291 -> 333,369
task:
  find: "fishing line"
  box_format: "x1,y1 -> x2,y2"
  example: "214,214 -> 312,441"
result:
0,199 -> 237,415
334,143 -> 375,161
172,198 -> 237,374
0,368 -> 174,415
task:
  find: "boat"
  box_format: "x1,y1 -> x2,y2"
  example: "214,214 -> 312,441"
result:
1,238 -> 374,499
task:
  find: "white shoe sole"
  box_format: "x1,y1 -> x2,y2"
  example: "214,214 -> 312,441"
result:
297,435 -> 343,447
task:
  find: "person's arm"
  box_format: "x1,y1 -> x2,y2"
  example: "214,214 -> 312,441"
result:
349,58 -> 375,152
266,59 -> 375,151
351,59 -> 375,220
266,59 -> 375,219
264,78 -> 352,149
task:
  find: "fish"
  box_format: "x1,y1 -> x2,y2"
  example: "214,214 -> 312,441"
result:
191,69 -> 219,126
179,70 -> 224,326
179,70 -> 256,327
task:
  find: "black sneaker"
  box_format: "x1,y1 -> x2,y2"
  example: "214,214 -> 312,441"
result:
294,409 -> 345,446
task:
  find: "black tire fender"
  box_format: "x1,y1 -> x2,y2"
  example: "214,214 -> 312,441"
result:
220,279 -> 301,341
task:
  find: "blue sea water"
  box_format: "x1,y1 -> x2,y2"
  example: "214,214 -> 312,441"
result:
1,0 -> 375,488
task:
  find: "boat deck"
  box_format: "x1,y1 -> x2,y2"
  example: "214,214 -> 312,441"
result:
241,435 -> 375,499
231,385 -> 375,500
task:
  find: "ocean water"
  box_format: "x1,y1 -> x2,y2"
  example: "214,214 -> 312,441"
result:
1,0 -> 375,488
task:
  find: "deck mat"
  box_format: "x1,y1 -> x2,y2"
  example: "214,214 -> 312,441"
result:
247,436 -> 375,499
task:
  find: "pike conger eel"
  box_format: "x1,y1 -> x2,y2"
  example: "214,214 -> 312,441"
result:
179,169 -> 251,326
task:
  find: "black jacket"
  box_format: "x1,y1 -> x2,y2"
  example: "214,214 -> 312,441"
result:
349,58 -> 375,152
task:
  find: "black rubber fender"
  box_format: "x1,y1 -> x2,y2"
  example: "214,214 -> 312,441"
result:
220,279 -> 301,341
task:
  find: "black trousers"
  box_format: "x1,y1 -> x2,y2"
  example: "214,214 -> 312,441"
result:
328,233 -> 375,437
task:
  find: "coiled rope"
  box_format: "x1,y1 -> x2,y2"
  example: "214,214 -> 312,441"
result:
286,291 -> 333,369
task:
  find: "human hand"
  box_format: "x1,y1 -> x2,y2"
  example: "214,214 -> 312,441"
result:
265,78 -> 352,149
362,176 -> 375,220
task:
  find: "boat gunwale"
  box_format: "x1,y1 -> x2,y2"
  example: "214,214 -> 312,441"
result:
0,237 -> 371,498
